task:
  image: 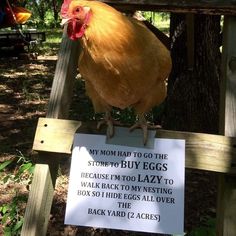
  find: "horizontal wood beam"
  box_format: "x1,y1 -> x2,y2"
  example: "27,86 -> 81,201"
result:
156,129 -> 236,174
100,0 -> 236,14
33,118 -> 82,154
33,118 -> 236,174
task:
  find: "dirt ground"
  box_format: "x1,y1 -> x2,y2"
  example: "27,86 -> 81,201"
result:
0,55 -> 217,235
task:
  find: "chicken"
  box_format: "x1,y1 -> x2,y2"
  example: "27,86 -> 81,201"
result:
61,0 -> 172,145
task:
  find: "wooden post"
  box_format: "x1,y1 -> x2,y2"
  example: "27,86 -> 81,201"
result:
21,28 -> 81,236
217,16 -> 236,236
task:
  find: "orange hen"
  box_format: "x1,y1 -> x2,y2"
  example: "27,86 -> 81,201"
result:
61,0 -> 172,144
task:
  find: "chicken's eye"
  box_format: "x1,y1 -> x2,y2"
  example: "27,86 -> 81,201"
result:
75,7 -> 80,12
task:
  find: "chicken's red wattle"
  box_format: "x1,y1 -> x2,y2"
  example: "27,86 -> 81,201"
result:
67,20 -> 85,40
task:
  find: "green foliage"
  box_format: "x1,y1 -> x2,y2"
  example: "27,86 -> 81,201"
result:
142,11 -> 170,32
1,151 -> 35,184
0,151 -> 35,235
0,195 -> 26,236
112,108 -> 136,124
189,217 -> 216,236
0,160 -> 14,172
24,0 -> 63,28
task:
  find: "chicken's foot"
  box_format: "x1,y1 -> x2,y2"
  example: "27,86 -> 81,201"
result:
130,114 -> 161,145
97,111 -> 121,139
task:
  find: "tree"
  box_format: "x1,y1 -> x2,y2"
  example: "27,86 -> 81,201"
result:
31,0 -> 48,25
163,13 -> 221,134
22,0 -> 63,27
163,13 -> 221,232
51,0 -> 63,24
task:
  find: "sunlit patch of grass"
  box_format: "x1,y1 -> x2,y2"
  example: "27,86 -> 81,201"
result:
45,29 -> 63,44
39,29 -> 63,55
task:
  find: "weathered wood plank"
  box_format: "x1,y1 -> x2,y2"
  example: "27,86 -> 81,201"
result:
156,129 -> 236,174
33,118 -> 81,154
219,19 -> 236,136
217,16 -> 236,236
21,29 -> 80,236
100,0 -> 236,14
32,118 -> 236,174
20,164 -> 54,236
47,28 -> 80,119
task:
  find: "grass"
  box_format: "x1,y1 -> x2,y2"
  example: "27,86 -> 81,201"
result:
0,29 -> 58,234
0,152 -> 34,236
39,29 -> 63,55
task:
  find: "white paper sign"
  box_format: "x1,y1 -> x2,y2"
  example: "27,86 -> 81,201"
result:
65,133 -> 185,235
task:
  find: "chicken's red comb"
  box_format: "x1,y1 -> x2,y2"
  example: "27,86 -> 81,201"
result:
61,0 -> 72,18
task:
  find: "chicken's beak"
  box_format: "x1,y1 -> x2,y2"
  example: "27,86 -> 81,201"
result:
61,17 -> 71,26
83,6 -> 91,14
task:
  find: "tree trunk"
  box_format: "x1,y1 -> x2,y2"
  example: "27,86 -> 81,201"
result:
51,0 -> 60,24
32,0 -> 46,26
163,13 -> 221,134
162,13 -> 221,233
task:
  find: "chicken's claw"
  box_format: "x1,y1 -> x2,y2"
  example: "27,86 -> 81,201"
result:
130,121 -> 148,145
97,111 -> 121,139
97,118 -> 114,138
129,114 -> 161,145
